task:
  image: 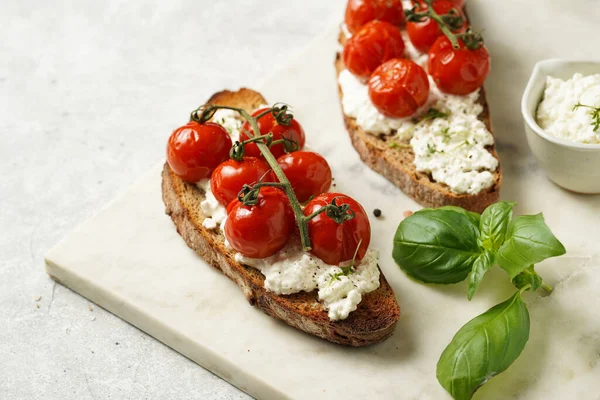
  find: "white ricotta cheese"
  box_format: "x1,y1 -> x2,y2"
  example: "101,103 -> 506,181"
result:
235,242 -> 380,321
410,91 -> 498,194
341,23 -> 352,39
537,73 -> 600,144
196,179 -> 227,230
211,108 -> 242,143
401,31 -> 428,70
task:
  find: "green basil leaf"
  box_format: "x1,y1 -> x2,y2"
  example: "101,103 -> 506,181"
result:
479,201 -> 516,251
437,206 -> 481,226
392,209 -> 481,284
466,250 -> 495,301
512,265 -> 542,291
437,291 -> 530,400
496,213 -> 566,278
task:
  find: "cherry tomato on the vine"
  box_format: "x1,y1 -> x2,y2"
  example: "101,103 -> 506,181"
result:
277,151 -> 332,203
407,0 -> 467,53
345,0 -> 406,35
166,121 -> 232,183
428,35 -> 490,95
368,58 -> 430,118
210,157 -> 274,206
240,108 -> 305,159
343,20 -> 406,81
224,187 -> 295,259
303,193 -> 371,266
412,0 -> 465,10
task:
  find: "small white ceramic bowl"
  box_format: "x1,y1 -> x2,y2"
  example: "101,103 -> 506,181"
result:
521,59 -> 600,193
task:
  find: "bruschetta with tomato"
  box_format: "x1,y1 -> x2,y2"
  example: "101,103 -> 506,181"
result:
337,0 -> 501,213
162,88 -> 400,346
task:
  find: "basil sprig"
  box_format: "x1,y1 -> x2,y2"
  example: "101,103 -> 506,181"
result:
393,202 -> 565,297
392,201 -> 566,400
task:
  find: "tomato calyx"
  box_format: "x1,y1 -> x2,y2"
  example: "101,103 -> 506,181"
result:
404,0 -> 483,50
455,28 -> 485,50
304,196 -> 356,224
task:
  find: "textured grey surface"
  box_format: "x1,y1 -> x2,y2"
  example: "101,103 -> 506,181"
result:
0,1 -> 341,398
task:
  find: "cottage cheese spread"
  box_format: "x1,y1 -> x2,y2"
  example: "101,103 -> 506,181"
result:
235,243 -> 380,321
337,28 -> 497,194
411,91 -> 498,194
196,179 -> 227,230
537,73 -> 600,144
211,109 -> 242,142
401,31 -> 428,69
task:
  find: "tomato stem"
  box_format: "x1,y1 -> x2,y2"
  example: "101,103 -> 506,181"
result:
421,0 -> 461,49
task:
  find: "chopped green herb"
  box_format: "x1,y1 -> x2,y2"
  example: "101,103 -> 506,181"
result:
573,102 -> 600,132
328,265 -> 355,284
328,239 -> 363,285
422,108 -> 449,121
442,127 -> 451,143
427,143 -> 436,155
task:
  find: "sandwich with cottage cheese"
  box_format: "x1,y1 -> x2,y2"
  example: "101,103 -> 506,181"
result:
336,0 -> 502,213
162,88 -> 400,346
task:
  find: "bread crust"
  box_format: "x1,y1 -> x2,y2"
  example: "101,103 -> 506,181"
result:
335,31 -> 501,214
162,88 -> 400,346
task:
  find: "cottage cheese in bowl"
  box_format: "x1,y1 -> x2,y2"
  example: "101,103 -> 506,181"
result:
536,73 -> 600,144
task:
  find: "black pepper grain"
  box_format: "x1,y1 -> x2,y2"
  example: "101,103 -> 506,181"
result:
373,208 -> 382,218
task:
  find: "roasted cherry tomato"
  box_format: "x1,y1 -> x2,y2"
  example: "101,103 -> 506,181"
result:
407,0 -> 467,53
166,121 -> 232,182
368,58 -> 430,118
240,108 -> 306,159
277,151 -> 332,203
303,193 -> 371,265
428,35 -> 491,95
224,187 -> 295,259
343,20 -> 406,81
210,157 -> 274,206
345,0 -> 406,35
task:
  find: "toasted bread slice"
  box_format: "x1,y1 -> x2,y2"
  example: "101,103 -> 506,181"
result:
335,31 -> 501,214
162,88 -> 400,346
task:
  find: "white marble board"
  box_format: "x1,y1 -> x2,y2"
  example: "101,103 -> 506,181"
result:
46,2 -> 600,399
